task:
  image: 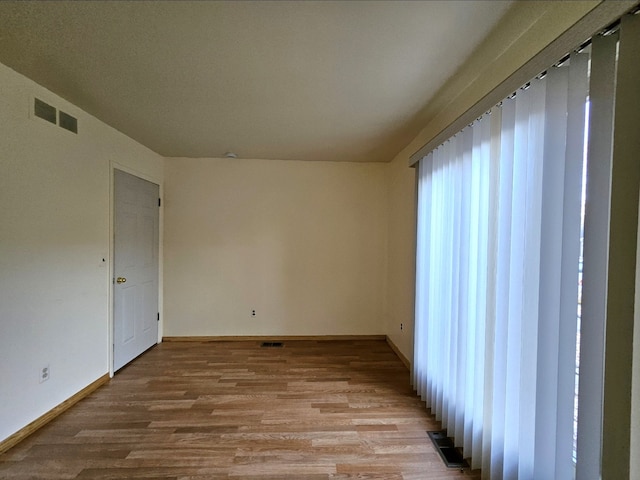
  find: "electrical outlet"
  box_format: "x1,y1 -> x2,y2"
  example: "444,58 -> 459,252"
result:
39,365 -> 50,383
400,323 -> 404,331
251,309 -> 256,317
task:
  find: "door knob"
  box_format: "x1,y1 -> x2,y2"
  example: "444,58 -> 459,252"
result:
116,277 -> 127,284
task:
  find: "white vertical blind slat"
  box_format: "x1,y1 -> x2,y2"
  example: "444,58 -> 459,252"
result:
531,64 -> 570,480
556,51 -> 589,480
488,97 -> 515,480
482,108 -> 503,476
501,88 -> 531,480
413,153 -> 433,401
576,32 -> 618,480
472,116 -> 491,468
518,77 -> 547,480
458,129 -> 474,447
448,136 -> 463,436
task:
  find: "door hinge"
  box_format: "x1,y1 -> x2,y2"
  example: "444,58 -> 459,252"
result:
158,198 -> 161,207
157,312 -> 160,321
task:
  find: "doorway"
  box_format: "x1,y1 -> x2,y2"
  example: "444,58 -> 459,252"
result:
113,169 -> 159,371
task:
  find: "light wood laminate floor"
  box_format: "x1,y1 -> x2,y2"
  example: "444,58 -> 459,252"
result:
0,340 -> 480,479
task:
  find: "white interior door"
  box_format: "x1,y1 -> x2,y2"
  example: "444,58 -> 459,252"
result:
114,169 -> 159,371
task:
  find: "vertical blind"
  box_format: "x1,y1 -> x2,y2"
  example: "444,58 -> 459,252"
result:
413,50 -> 591,478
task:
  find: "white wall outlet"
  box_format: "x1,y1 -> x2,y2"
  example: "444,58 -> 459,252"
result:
251,309 -> 256,317
39,364 -> 50,383
400,323 -> 404,331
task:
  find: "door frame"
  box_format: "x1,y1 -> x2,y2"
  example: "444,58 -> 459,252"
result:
109,162 -> 163,377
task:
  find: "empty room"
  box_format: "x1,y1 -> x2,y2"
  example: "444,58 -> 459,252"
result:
1,1 -> 639,479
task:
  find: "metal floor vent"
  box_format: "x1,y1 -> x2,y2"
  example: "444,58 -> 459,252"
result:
427,430 -> 469,469
260,342 -> 283,348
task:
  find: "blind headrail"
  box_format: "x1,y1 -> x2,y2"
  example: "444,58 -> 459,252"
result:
408,1 -> 637,168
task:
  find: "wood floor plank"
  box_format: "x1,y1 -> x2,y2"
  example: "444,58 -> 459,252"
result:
0,340 -> 480,479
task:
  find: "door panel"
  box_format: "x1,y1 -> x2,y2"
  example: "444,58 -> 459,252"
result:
141,216 -> 155,266
141,280 -> 155,333
114,169 -> 159,371
121,286 -> 136,343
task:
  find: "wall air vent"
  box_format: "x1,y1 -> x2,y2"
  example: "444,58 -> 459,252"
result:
34,98 -> 56,124
58,110 -> 78,134
260,342 -> 284,348
33,97 -> 78,134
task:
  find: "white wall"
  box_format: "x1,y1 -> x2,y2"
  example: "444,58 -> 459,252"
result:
385,153 -> 416,362
0,62 -> 163,443
163,157 -> 388,337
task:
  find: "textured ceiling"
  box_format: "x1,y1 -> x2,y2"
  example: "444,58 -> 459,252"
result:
0,1 -> 513,162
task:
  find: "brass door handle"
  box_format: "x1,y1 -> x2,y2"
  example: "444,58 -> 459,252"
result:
116,277 -> 127,284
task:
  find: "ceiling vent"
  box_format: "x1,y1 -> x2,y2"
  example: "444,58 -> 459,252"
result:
33,97 -> 78,134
